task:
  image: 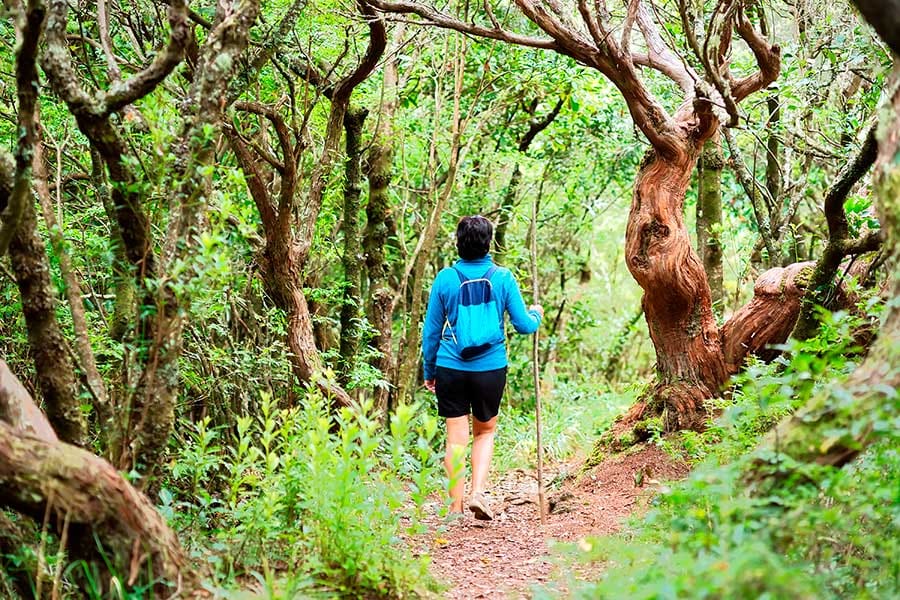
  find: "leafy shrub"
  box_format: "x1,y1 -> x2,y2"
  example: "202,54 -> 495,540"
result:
546,308 -> 900,599
164,389 -> 444,598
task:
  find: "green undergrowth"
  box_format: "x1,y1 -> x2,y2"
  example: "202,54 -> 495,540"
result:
162,390 -> 444,598
540,309 -> 900,599
493,381 -> 638,474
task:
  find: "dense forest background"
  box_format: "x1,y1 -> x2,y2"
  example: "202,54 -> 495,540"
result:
0,0 -> 898,597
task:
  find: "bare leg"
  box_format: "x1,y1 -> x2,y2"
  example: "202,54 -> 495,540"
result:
471,416 -> 497,496
445,415 -> 469,513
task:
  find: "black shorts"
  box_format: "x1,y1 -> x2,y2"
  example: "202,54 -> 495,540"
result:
435,366 -> 507,422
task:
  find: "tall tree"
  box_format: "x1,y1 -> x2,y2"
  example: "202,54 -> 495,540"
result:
225,0 -> 385,408
370,0 -> 799,430
364,26 -> 406,413
40,0 -> 261,482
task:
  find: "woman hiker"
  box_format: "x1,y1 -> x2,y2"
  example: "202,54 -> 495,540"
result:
422,215 -> 543,520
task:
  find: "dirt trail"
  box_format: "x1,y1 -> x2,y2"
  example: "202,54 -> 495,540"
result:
413,444 -> 689,599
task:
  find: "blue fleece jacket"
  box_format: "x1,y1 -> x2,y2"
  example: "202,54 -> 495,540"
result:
422,255 -> 542,381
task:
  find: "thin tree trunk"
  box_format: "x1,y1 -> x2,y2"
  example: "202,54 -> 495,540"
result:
494,163 -> 522,261
394,159 -> 461,406
338,106 -> 367,386
697,136 -> 724,308
494,96 -> 564,262
0,158 -> 87,447
765,95 -> 782,202
90,148 -> 133,343
33,134 -> 112,442
792,128 -> 880,340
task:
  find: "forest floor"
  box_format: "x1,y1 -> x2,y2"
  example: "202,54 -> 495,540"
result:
409,444 -> 689,599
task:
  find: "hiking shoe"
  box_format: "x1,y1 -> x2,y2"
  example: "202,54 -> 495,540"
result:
468,492 -> 494,521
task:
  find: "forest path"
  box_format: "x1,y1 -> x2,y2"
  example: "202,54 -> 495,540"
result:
411,444 -> 689,598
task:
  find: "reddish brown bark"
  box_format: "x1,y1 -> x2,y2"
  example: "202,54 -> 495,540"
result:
624,145 -> 729,430
722,262 -> 813,371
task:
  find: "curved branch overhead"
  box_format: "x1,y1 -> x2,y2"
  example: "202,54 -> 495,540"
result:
371,0 -> 780,156
633,4 -> 697,97
42,0 -> 190,117
367,0 -> 560,50
730,5 -> 781,104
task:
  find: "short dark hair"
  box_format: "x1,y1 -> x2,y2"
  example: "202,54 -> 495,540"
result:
456,215 -> 493,260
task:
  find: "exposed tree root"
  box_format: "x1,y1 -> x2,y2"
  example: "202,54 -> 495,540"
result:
0,360 -> 198,596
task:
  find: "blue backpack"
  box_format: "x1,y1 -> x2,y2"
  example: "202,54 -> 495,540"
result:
442,266 -> 504,360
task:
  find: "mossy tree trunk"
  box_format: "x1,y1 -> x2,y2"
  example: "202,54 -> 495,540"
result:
697,135 -> 724,310
364,28 -> 404,413
339,107 -> 367,386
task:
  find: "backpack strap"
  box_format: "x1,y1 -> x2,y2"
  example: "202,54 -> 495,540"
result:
452,265 -> 498,283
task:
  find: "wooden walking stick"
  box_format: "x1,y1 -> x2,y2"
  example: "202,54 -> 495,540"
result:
529,192 -> 547,525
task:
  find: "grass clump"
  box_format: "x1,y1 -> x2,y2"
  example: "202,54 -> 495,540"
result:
494,382 -> 637,473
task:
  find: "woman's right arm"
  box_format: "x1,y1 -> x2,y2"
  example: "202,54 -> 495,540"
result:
505,272 -> 542,334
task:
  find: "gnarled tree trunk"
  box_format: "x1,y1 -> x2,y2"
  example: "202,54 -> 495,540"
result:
723,262 -> 812,370
625,145 -> 729,430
